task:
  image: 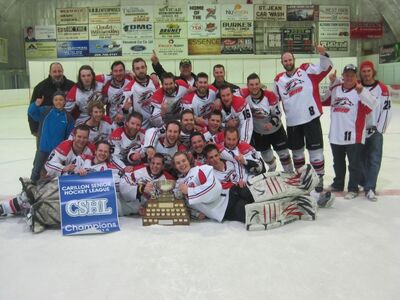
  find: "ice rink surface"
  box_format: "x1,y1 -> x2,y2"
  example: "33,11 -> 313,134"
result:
1,105 -> 399,300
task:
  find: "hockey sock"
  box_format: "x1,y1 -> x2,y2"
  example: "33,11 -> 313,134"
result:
292,148 -> 305,170
261,150 -> 276,171
1,197 -> 21,215
309,148 -> 325,176
277,149 -> 294,173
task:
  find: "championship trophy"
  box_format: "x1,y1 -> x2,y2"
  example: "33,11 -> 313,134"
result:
142,179 -> 190,226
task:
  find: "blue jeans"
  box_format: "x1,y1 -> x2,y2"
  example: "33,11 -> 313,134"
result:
360,132 -> 383,193
30,150 -> 49,182
330,143 -> 363,192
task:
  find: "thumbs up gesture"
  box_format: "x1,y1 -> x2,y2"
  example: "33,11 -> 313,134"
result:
329,70 -> 337,84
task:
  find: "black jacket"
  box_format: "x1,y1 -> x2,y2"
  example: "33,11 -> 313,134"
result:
152,63 -> 197,84
28,76 -> 75,134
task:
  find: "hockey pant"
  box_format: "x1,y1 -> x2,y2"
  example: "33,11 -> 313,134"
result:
223,185 -> 255,223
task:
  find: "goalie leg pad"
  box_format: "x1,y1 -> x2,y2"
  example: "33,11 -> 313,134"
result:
246,164 -> 319,203
245,195 -> 317,231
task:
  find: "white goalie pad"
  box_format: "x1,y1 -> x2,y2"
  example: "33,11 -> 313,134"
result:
246,164 -> 318,203
245,195 -> 317,231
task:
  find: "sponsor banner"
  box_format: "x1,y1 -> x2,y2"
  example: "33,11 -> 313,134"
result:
281,27 -> 313,53
350,22 -> 384,39
319,22 -> 349,39
123,39 -> 154,56
122,22 -> 154,39
221,4 -> 253,21
287,5 -> 317,21
264,30 -> 282,51
319,6 -> 350,22
221,21 -> 253,38
57,40 -> 89,58
188,38 -> 221,55
89,24 -> 121,40
379,44 -> 400,64
154,22 -> 187,39
57,25 -> 88,41
319,22 -> 350,53
155,6 -> 187,22
56,7 -> 88,25
187,4 -> 220,21
221,38 -> 254,54
59,170 -> 120,236
188,22 -> 220,38
254,5 -> 286,21
89,40 -> 122,57
35,25 -> 56,41
0,38 -> 7,63
88,7 -> 121,24
154,38 -> 188,58
25,42 -> 57,59
121,6 -> 154,23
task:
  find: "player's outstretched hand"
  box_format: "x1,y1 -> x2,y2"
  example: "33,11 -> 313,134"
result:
329,70 -> 337,83
315,44 -> 326,55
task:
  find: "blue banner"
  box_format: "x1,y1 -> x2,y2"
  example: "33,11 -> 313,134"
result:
89,40 -> 122,56
57,40 -> 89,58
59,170 -> 120,236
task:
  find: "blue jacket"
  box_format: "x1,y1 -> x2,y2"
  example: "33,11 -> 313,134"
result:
28,103 -> 75,153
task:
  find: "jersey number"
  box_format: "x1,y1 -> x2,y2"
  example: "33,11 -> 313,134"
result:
242,109 -> 251,119
308,106 -> 315,116
344,131 -> 352,141
383,100 -> 391,110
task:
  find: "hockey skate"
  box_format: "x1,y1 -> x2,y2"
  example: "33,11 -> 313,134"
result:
245,195 -> 317,231
247,164 -> 319,203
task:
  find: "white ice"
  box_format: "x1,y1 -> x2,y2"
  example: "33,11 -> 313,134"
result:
0,105 -> 399,300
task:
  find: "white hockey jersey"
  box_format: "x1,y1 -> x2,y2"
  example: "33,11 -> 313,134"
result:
70,117 -> 113,143
150,80 -> 189,127
273,55 -> 332,126
65,82 -> 104,121
45,140 -> 96,178
101,78 -> 132,120
181,86 -> 218,120
123,76 -> 159,129
363,81 -> 392,136
220,95 -> 253,143
323,84 -> 378,145
109,127 -> 145,170
176,165 -> 224,222
240,87 -> 282,135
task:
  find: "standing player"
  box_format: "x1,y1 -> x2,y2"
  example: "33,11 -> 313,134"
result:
123,58 -> 160,129
241,73 -> 293,172
219,85 -> 253,144
65,65 -> 104,121
150,72 -> 189,127
273,45 -> 332,191
181,72 -> 218,126
358,61 -> 392,201
99,61 -> 132,127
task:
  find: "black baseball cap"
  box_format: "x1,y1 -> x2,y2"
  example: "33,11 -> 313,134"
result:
343,64 -> 358,73
179,58 -> 191,67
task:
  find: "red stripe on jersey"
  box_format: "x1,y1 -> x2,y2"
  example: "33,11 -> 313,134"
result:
66,85 -> 78,102
198,169 -> 207,184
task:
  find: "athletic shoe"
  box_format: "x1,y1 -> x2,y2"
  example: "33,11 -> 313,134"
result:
344,191 -> 358,199
366,190 -> 378,202
327,185 -> 344,192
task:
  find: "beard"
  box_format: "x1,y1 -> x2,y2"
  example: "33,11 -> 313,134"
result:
284,64 -> 295,72
52,76 -> 64,88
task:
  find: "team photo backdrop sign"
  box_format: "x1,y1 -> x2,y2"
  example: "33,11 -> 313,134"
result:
59,170 -> 120,236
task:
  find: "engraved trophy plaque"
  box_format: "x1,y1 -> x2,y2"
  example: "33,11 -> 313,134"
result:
142,179 -> 190,226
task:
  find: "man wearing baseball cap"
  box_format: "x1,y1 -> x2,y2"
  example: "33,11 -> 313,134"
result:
323,64 -> 377,199
151,50 -> 197,86
358,60 -> 392,201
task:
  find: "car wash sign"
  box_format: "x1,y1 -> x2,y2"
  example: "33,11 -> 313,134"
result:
59,170 -> 120,236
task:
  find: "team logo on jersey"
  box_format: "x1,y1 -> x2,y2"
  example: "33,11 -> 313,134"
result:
333,97 -> 353,113
251,108 -> 268,119
283,78 -> 304,97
